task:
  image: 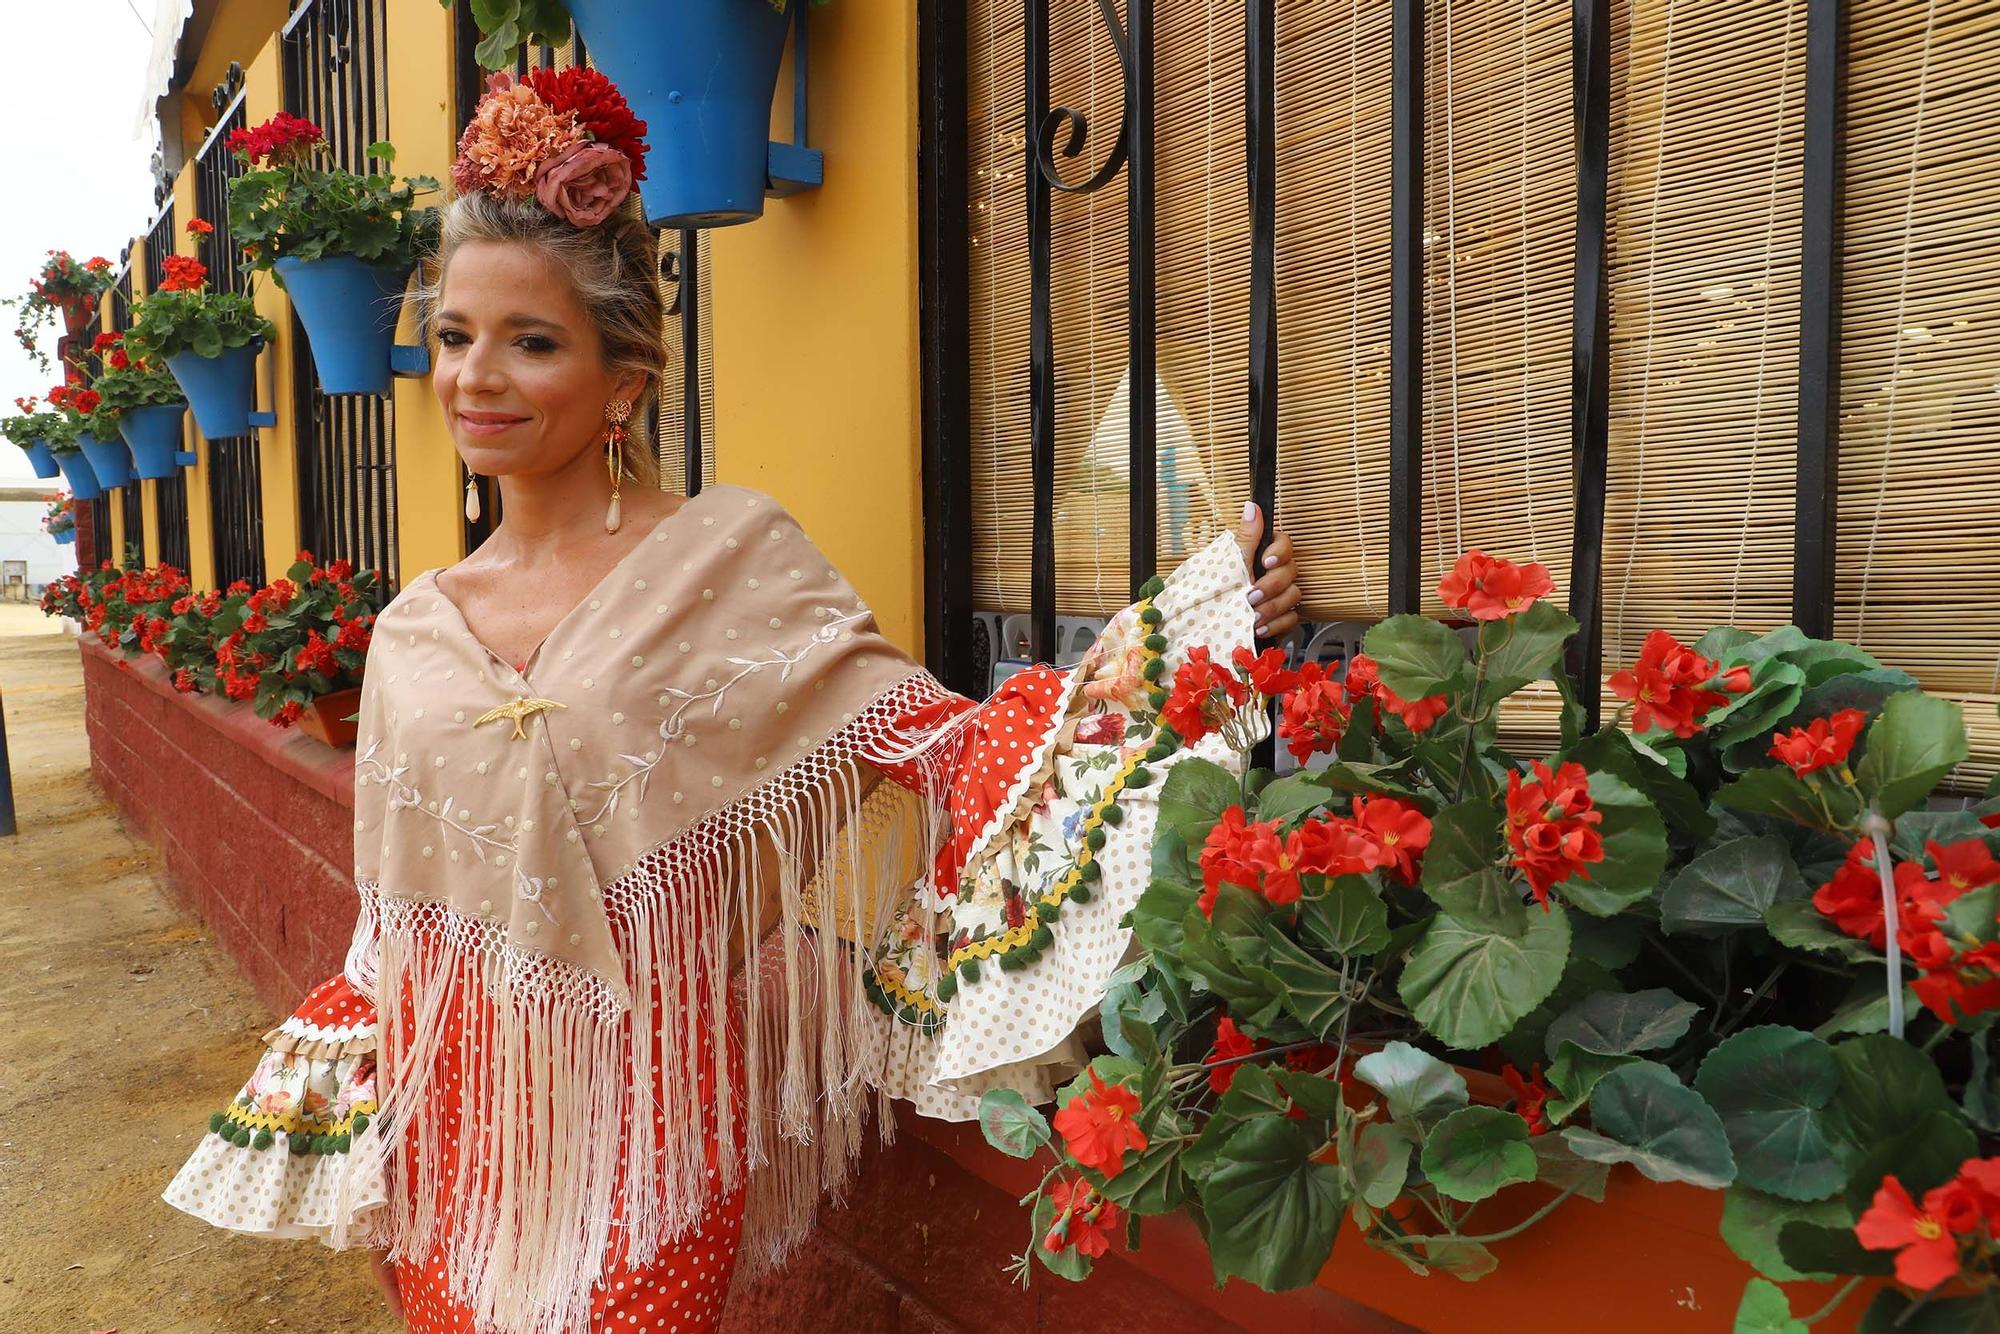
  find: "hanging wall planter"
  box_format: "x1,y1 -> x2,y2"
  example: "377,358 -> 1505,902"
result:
165,340 -> 263,440
76,430 -> 134,490
296,686 -> 363,750
52,450 -> 101,500
53,528 -> 75,546
565,0 -> 796,227
22,439 -> 60,479
274,256 -> 424,396
118,402 -> 192,480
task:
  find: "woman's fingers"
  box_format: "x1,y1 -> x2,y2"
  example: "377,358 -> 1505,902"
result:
1254,582 -> 1303,639
368,1248 -> 405,1319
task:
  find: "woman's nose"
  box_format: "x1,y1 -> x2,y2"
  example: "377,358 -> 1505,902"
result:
456,336 -> 508,394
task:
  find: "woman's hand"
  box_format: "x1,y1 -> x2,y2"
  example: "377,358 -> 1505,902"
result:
367,1247 -> 406,1321
1235,502 -> 1301,642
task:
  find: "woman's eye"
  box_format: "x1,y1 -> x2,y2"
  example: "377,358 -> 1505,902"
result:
516,336 -> 556,353
438,329 -> 469,347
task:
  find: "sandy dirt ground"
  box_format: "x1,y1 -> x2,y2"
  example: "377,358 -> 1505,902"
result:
0,602 -> 399,1333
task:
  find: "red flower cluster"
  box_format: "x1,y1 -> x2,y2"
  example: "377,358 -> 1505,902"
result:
1812,836 -> 2000,1024
524,66 -> 651,182
227,112 -> 325,165
185,217 -> 215,237
1199,796 -> 1433,917
85,256 -> 110,273
1436,550 -> 1556,622
1160,644 -> 1249,744
1607,630 -> 1732,737
47,383 -> 101,416
1501,1062 -> 1553,1135
1344,651 -> 1451,734
157,254 -> 208,293
1205,1016 -> 1269,1094
1053,1069 -> 1148,1178
1769,709 -> 1867,778
1856,1156 -> 2000,1289
1043,1177 -> 1123,1260
1505,761 -> 1605,906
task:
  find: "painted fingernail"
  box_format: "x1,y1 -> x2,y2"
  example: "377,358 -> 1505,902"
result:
1241,500 -> 1257,523
1247,589 -> 1265,606
1255,624 -> 1269,637
1262,553 -> 1279,568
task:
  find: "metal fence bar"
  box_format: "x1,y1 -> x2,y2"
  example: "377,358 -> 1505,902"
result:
1246,0 -> 1279,551
145,201 -> 176,296
678,228 -> 704,497
1794,0 -> 1845,638
1025,0 -> 1055,664
1566,0 -> 1613,727
1126,0 -> 1157,594
120,483 -> 144,564
157,471 -> 193,572
209,438 -> 267,589
1389,0 -> 1424,615
195,93 -> 250,297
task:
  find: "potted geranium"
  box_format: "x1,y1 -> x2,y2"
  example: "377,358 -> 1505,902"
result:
977,551 -> 2000,1332
2,396 -> 65,478
4,250 -> 115,371
44,380 -> 116,494
124,249 -> 275,439
447,0 -> 810,226
43,492 -> 75,545
87,331 -> 192,480
204,552 -> 378,742
226,117 -> 438,396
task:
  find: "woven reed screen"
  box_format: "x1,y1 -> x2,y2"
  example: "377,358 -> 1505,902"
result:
1601,0 -> 1805,668
1835,0 -> 2000,790
1275,0 -> 1393,626
656,228 -> 716,495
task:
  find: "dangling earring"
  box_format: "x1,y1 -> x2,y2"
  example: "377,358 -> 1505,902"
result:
604,398 -> 631,534
463,462 -> 481,523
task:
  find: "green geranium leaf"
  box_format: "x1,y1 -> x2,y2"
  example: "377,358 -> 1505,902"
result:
1399,904 -> 1571,1052
1967,1032 -> 2000,1133
1711,660 -> 1807,750
1420,800 -> 1529,935
1720,1187 -> 1849,1282
1563,727 -> 1713,845
1351,1121 -> 1413,1208
1182,1063 -> 1290,1181
1095,1140 -> 1189,1216
1352,1040 -> 1469,1122
1259,923 -> 1352,1039
1559,771 -> 1667,916
1545,988 -> 1701,1058
1841,1112 -> 1979,1218
1363,614 -> 1471,700
1298,877 -> 1392,957
1253,773 -> 1331,827
1479,600 -> 1578,700
1131,875 -> 1199,966
1527,1133 -> 1611,1201
1765,899 -> 1880,964
977,1089 -> 1052,1159
1694,1027 -> 1844,1201
1716,767 -> 1838,830
1315,761 -> 1421,801
1420,1105 -> 1538,1203
1545,1041 -> 1636,1124
1776,1220 -> 1892,1279
1733,1278 -> 1807,1334
1856,1290 -> 2000,1334
1420,1238 -> 1499,1283
1157,756 -> 1242,849
1198,1117 -> 1348,1292
1856,690 -> 1968,820
1031,1188 -> 1095,1281
1828,1033 -> 1956,1152
1662,835 -> 1810,935
1561,1060 -> 1737,1189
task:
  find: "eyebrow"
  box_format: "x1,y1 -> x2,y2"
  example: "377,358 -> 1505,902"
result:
435,311 -> 565,333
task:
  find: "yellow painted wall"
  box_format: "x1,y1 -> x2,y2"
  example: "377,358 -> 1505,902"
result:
169,163 -> 219,591
710,5 -> 925,655
241,33 -> 303,580
176,0 -> 290,155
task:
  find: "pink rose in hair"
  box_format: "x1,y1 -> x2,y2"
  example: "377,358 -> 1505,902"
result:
535,142 -> 634,227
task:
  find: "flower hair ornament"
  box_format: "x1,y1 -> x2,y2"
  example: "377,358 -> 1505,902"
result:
452,67 -> 650,227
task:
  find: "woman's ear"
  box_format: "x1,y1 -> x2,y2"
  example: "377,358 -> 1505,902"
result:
614,370 -> 649,409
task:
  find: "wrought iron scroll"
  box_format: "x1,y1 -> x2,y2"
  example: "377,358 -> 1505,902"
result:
1030,0 -> 1133,197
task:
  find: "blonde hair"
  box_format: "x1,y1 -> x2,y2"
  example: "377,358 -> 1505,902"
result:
419,191 -> 665,488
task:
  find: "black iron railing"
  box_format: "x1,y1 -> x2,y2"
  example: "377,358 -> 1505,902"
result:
144,200 -> 176,297
86,496 -> 111,568
208,438 -> 266,589
109,259 -> 133,331
120,481 -> 144,564
157,472 -> 192,573
194,92 -> 251,297
284,0 -> 398,585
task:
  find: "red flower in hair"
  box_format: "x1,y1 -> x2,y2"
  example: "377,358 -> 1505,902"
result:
525,66 -> 650,182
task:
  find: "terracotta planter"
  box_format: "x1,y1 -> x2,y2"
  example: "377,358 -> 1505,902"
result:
59,297 -> 94,338
296,687 -> 362,749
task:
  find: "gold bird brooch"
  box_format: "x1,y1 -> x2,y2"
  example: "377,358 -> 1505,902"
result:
473,696 -> 568,741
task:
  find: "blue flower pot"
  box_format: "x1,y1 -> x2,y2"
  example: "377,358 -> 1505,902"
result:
118,403 -> 190,480
166,341 -> 261,439
565,0 -> 792,227
275,256 -> 414,396
53,449 -> 100,500
78,430 -> 134,490
21,438 -> 60,479
53,528 -> 75,545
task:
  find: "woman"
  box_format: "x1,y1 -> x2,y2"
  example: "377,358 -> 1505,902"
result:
165,69 -> 1303,1333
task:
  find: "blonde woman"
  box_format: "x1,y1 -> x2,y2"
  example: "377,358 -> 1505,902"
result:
166,68 -> 1302,1334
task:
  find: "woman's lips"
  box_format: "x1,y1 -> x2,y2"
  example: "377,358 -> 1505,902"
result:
458,411 -> 527,437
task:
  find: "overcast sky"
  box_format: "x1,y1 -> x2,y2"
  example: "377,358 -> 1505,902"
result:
0,2 -> 163,483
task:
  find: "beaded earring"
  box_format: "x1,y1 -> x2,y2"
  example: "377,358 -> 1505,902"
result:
463,462 -> 480,523
604,398 -> 632,533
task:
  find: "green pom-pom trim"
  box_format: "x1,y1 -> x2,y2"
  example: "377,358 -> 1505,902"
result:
1078,859 -> 1102,882
999,950 -> 1026,973
208,1112 -> 227,1135
1143,633 -> 1168,653
1142,658 -> 1166,681
1030,923 -> 1055,951
231,1126 -> 253,1148
1125,766 -> 1153,787
1146,742 -> 1173,762
1036,898 -> 1063,923
1140,606 -> 1164,626
1148,689 -> 1168,709
313,1135 -> 335,1154
350,1113 -> 369,1136
288,1134 -> 311,1156
936,972 -> 959,1003
959,958 -> 981,985
336,1133 -> 352,1153
1139,575 -> 1166,599
252,1129 -> 275,1151
1069,883 -> 1095,905
1086,826 -> 1107,851
1100,802 -> 1124,826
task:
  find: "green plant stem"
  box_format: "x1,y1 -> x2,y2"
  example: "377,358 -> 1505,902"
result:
1393,1182 -> 1583,1248
1454,625 -> 1509,800
1713,960 -> 1789,1040
1800,1276 -> 1863,1327
1644,932 -> 1723,1003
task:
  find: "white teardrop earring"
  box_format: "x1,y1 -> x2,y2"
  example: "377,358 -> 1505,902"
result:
463,464 -> 481,523
604,399 -> 631,534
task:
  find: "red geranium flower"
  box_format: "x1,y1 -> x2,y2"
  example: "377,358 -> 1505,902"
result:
1205,1016 -> 1269,1094
1160,645 -> 1250,744
1854,1173 -> 1982,1291
1052,1068 -> 1148,1179
1232,644 -> 1299,697
1769,708 -> 1867,778
1377,681 -> 1451,734
1812,839 -> 1891,946
525,65 -> 651,181
1348,795 -> 1432,885
1718,664 -> 1754,693
1607,629 -> 1730,738
1436,550 -> 1556,621
1343,652 -> 1381,704
158,254 -> 209,293
1043,1177 -> 1123,1260
1277,661 -> 1349,763
185,217 -> 215,236
1501,1062 -> 1552,1135
1505,761 -> 1604,906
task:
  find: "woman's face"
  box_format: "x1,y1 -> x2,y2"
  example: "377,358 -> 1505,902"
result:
432,239 -> 641,478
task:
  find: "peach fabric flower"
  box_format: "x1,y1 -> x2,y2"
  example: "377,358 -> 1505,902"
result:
535,142 -> 635,227
452,72 -> 585,199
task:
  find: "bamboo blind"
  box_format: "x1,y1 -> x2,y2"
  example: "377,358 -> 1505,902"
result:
656,228 -> 717,494
1423,0 -> 1573,751
1835,0 -> 2000,791
1275,0 -> 1394,625
1601,0 -> 1804,672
